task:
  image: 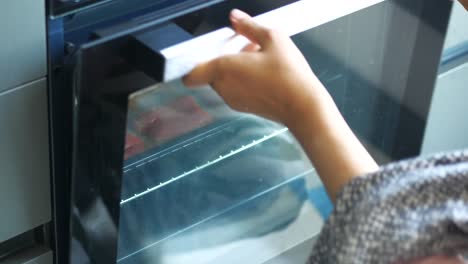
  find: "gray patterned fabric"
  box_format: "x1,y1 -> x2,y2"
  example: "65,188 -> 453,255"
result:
308,150 -> 468,264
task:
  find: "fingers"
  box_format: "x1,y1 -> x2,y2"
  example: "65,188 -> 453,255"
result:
242,43 -> 261,52
460,0 -> 468,10
184,9 -> 269,87
183,59 -> 218,87
230,9 -> 274,48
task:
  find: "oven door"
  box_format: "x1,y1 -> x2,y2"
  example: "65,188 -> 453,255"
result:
69,0 -> 451,263
50,0 -> 195,17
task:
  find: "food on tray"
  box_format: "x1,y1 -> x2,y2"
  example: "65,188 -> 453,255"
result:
134,96 -> 213,143
124,133 -> 145,160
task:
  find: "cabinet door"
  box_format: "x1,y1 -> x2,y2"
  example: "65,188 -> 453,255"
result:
23,251 -> 53,264
3,248 -> 52,264
24,251 -> 53,264
0,79 -> 51,242
0,0 -> 46,92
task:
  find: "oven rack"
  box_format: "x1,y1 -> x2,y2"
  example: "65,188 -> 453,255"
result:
121,127 -> 289,205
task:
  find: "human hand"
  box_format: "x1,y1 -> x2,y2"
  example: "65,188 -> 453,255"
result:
183,9 -> 328,126
184,9 -> 378,202
459,0 -> 468,10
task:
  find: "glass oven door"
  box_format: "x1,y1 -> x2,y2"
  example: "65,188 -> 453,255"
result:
69,0 -> 451,263
50,0 -> 193,17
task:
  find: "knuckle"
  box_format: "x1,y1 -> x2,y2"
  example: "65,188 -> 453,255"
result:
229,101 -> 243,112
220,56 -> 234,67
263,28 -> 279,41
212,57 -> 222,72
213,57 -> 230,82
214,58 -> 225,75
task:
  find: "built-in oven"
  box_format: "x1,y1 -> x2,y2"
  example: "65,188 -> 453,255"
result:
47,0 -> 452,263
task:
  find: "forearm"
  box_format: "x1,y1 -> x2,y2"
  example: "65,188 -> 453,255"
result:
286,79 -> 379,203
184,9 -> 379,201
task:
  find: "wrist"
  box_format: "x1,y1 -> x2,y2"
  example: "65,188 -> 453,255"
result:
283,79 -> 337,133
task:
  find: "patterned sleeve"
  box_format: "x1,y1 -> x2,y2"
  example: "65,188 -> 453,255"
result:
308,150 -> 468,264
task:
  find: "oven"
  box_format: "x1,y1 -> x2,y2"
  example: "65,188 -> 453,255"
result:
47,0 -> 452,263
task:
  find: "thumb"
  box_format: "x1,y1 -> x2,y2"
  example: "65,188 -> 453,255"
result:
230,9 -> 274,49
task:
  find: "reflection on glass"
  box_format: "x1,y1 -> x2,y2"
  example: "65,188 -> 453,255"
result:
112,1 -> 430,261
117,81 -> 320,263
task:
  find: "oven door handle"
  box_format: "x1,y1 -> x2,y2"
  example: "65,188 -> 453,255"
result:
159,0 -> 384,82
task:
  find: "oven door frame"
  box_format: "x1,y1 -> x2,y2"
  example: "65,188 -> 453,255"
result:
50,0 -> 219,18
64,0 -> 452,263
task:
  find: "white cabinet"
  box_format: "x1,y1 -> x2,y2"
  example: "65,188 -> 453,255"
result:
0,79 -> 51,242
0,0 -> 47,92
2,247 -> 53,264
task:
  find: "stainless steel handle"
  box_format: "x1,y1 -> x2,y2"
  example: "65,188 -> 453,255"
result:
160,0 -> 384,82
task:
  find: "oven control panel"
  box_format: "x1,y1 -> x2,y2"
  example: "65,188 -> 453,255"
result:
51,0 -> 110,16
50,0 -> 210,18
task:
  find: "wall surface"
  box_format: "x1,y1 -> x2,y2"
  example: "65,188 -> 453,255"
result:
422,2 -> 468,154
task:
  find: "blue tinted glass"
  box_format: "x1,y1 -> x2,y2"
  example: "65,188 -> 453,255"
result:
118,80 -> 323,263
68,0 -> 451,263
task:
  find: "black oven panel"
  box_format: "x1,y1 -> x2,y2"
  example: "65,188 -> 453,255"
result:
50,0 -> 203,17
52,0 -> 111,16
